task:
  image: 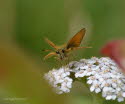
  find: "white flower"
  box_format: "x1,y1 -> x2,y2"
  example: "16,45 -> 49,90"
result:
87,79 -> 93,84
106,95 -> 112,100
118,97 -> 124,102
122,92 -> 125,97
90,85 -> 95,92
95,88 -> 101,93
70,57 -> 125,102
44,57 -> 125,102
75,70 -> 86,78
44,67 -> 73,94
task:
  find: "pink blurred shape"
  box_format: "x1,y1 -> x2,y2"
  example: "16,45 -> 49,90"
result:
101,40 -> 125,72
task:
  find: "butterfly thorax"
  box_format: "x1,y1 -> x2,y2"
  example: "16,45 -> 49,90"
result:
55,48 -> 68,60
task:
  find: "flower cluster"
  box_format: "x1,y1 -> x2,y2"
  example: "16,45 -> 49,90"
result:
44,67 -> 73,94
44,57 -> 125,102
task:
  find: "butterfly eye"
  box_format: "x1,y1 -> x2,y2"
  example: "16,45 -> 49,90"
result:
56,51 -> 59,54
62,49 -> 65,53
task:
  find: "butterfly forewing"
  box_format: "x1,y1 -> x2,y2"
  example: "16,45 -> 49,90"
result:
66,28 -> 86,49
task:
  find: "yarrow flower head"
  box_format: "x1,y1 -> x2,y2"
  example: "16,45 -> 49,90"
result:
44,57 -> 125,102
44,67 -> 73,94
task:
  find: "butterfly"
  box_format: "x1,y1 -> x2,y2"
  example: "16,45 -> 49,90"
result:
43,28 -> 91,60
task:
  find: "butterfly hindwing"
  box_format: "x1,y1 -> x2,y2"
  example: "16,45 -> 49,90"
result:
66,28 -> 86,49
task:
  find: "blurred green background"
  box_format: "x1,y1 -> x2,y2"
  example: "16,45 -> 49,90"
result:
0,0 -> 125,104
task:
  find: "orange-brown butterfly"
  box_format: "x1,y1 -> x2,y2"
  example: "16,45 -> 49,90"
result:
43,28 -> 91,60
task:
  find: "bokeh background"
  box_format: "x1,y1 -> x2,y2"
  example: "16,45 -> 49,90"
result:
0,0 -> 125,104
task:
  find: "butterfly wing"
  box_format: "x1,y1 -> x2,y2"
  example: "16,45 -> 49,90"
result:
66,28 -> 86,49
